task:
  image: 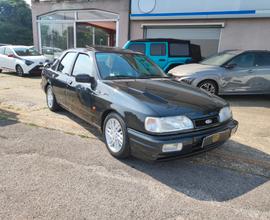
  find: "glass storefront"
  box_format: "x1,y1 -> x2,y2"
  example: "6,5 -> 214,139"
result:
40,23 -> 74,60
38,10 -> 118,59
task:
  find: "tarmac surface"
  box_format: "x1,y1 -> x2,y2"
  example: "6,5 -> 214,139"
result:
0,72 -> 269,219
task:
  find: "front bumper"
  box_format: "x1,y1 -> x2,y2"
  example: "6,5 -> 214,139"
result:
28,65 -> 44,75
127,119 -> 238,161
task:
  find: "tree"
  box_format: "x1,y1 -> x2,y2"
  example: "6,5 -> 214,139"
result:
0,0 -> 33,45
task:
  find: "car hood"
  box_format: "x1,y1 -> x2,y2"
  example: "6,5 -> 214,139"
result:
104,79 -> 227,119
169,63 -> 221,76
20,56 -> 47,63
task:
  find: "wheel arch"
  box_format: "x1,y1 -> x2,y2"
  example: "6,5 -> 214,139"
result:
100,109 -> 124,133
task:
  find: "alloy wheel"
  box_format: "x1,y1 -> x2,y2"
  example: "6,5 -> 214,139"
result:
47,86 -> 54,109
199,82 -> 217,94
105,118 -> 124,153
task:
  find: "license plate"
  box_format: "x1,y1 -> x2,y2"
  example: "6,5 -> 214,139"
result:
39,66 -> 44,70
202,130 -> 230,148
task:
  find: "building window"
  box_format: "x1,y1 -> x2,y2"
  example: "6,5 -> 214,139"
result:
37,9 -> 119,59
40,23 -> 74,59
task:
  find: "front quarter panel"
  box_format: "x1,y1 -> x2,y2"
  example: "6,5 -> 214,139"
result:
93,82 -> 156,132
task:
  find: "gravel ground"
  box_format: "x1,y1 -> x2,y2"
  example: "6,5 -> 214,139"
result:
0,73 -> 269,219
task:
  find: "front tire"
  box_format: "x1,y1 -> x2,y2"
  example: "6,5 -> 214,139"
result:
198,80 -> 218,95
103,113 -> 130,159
16,65 -> 24,77
46,85 -> 60,112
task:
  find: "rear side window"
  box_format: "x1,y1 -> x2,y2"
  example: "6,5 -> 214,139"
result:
255,52 -> 270,67
0,47 -> 5,55
4,48 -> 14,56
150,43 -> 166,56
57,52 -> 77,74
127,43 -> 146,54
169,43 -> 190,57
72,54 -> 95,77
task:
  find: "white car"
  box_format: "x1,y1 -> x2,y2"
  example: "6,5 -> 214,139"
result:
0,45 -> 48,76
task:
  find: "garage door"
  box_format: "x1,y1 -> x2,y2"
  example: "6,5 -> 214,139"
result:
145,27 -> 221,58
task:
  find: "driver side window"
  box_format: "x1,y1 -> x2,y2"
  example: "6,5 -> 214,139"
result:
57,52 -> 77,74
72,54 -> 94,77
228,53 -> 255,68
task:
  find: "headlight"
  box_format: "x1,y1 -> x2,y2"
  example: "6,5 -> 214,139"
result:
219,106 -> 232,122
145,116 -> 194,133
181,77 -> 195,85
25,60 -> 34,66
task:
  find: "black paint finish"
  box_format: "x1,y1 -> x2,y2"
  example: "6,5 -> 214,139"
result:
41,48 -> 238,160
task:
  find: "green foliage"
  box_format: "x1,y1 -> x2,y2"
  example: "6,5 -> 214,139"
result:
0,0 -> 33,45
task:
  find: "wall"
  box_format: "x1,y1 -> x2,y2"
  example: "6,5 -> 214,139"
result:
130,18 -> 270,53
131,0 -> 270,20
219,18 -> 270,51
31,0 -> 130,49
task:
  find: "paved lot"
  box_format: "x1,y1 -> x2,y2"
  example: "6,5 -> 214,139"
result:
0,73 -> 270,219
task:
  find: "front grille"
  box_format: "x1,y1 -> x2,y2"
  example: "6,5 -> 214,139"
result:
194,116 -> 219,128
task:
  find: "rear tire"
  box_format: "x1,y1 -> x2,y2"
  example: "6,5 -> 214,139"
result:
16,65 -> 24,77
103,113 -> 130,159
0,69 -> 2,73
198,80 -> 218,95
46,85 -> 60,112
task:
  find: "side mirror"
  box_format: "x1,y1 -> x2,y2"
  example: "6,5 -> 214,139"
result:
75,74 -> 95,84
224,63 -> 237,70
44,62 -> 52,69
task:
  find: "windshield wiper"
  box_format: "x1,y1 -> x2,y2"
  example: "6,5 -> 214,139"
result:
137,75 -> 167,79
104,75 -> 138,80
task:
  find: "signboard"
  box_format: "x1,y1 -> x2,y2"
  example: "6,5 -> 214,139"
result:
131,0 -> 270,19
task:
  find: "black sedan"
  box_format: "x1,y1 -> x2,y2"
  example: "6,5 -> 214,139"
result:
41,47 -> 238,161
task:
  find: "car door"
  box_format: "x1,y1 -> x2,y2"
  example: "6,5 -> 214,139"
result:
251,52 -> 270,93
222,52 -> 256,93
66,53 -> 96,122
3,47 -> 16,70
52,52 -> 77,108
149,42 -> 168,70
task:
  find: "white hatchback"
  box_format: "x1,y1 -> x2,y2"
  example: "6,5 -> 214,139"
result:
0,45 -> 48,76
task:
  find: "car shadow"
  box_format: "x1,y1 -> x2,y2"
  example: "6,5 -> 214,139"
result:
0,108 -> 19,127
48,105 -> 270,202
57,110 -> 103,140
0,71 -> 41,78
54,111 -> 269,202
122,140 -> 269,202
221,94 -> 270,108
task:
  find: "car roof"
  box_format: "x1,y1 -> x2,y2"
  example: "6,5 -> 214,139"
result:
222,49 -> 270,55
67,46 -> 141,54
129,38 -> 190,44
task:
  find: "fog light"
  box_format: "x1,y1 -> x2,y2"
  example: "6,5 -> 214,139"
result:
162,143 -> 183,153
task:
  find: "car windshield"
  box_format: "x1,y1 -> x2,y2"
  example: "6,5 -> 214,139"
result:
200,52 -> 237,66
96,52 -> 167,80
13,47 -> 41,56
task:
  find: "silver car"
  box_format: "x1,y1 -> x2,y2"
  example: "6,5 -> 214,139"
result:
169,50 -> 270,95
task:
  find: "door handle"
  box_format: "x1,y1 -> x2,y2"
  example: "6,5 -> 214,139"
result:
159,59 -> 165,62
248,69 -> 254,73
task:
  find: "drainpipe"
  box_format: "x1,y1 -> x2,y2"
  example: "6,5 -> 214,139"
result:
127,0 -> 132,40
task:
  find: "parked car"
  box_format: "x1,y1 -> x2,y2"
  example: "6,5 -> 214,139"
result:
124,38 -> 202,72
41,47 -> 238,161
169,50 -> 270,95
0,45 -> 48,76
